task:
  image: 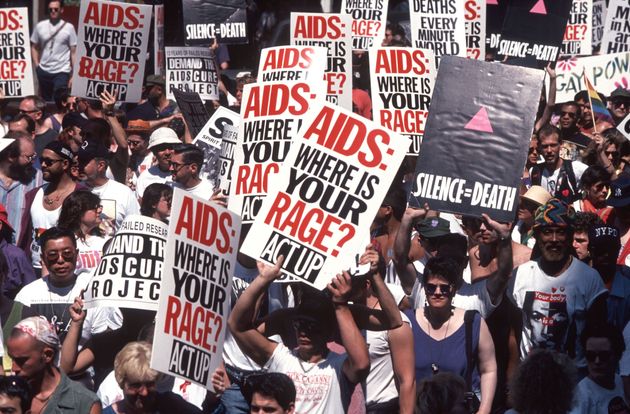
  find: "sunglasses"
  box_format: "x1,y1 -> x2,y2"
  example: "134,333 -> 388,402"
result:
612,100 -> 629,108
585,350 -> 612,362
292,319 -> 320,333
462,217 -> 484,232
127,139 -> 144,146
424,283 -> 453,296
49,7 -> 59,12
45,249 -> 75,262
605,150 -> 619,157
169,161 -> 191,171
39,157 -> 64,166
560,111 -> 577,118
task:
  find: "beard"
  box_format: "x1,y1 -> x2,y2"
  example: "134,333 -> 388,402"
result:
148,94 -> 161,107
10,163 -> 36,183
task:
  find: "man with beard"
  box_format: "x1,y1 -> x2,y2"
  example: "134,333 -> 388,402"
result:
0,136 -> 42,240
608,88 -> 630,126
508,199 -> 608,374
126,75 -> 180,129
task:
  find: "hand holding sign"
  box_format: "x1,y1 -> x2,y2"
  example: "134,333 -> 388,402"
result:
69,296 -> 86,323
327,272 -> 353,304
481,213 -> 512,240
99,90 -> 117,112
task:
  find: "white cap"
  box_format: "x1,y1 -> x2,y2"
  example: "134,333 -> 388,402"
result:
147,127 -> 180,150
0,138 -> 15,154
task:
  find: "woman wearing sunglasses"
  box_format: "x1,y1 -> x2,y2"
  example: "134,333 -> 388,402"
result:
404,256 -> 497,414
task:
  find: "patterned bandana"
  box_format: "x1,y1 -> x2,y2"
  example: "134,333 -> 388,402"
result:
14,316 -> 60,350
533,198 -> 576,229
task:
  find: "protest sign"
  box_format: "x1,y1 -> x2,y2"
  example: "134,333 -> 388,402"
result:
72,0 -> 151,102
498,0 -> 572,67
219,123 -> 238,196
166,47 -> 219,101
173,88 -> 210,139
601,0 -> 630,54
618,115 -> 630,141
369,47 -> 436,155
341,0 -> 388,51
258,45 -> 327,83
561,0 -> 591,56
0,7 -> 33,97
465,0 -> 486,60
240,100 -> 408,290
152,189 -> 240,389
553,52 -> 630,102
228,80 -> 323,230
408,56 -> 544,221
409,0 -> 466,58
154,4 -> 165,75
591,0 -> 606,50
84,215 -> 168,310
182,0 -> 247,45
290,12 -> 353,110
486,0 -> 509,53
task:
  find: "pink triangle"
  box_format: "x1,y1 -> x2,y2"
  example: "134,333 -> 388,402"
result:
465,107 -> 493,133
530,0 -> 547,14
487,0 -> 498,5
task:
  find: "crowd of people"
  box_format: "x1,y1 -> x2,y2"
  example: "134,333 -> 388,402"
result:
0,0 -> 630,413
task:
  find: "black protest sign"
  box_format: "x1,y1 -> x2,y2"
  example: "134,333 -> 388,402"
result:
486,0 -> 509,53
498,0 -> 572,67
182,0 -> 247,45
409,56 -> 544,221
173,88 -> 210,139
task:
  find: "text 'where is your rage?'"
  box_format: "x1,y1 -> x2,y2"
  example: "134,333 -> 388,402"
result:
0,8 -> 28,95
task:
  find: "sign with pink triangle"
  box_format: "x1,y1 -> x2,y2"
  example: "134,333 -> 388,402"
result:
465,107 -> 493,132
529,0 -> 547,14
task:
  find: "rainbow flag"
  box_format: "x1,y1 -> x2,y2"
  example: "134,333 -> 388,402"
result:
583,71 -> 614,126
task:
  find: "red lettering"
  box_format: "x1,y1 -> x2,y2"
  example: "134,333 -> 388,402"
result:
235,163 -> 279,194
163,296 -> 219,352
83,1 -> 141,29
0,9 -> 21,31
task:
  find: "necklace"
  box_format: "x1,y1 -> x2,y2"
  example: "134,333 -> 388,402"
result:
427,311 -> 452,375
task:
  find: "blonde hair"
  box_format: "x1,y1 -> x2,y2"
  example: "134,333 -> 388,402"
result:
114,341 -> 160,387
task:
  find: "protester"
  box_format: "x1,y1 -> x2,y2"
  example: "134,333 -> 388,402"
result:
572,212 -> 603,264
0,376 -> 32,414
169,144 -> 214,198
608,87 -> 630,125
124,120 -> 154,190
18,96 -> 59,157
415,372 -> 467,414
573,165 -> 614,224
512,185 -> 552,248
135,128 -> 181,200
139,184 -> 172,224
126,76 -> 178,127
241,373 -> 296,414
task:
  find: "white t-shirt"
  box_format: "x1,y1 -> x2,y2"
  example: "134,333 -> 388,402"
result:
265,343 -> 350,414
570,376 -> 630,413
173,178 -> 215,199
136,165 -> 172,199
537,160 -> 588,196
30,187 -> 63,268
31,19 -> 77,74
411,277 -> 497,319
76,235 -> 109,274
91,179 -> 140,230
508,258 -> 607,366
511,220 -> 536,249
364,312 -> 411,406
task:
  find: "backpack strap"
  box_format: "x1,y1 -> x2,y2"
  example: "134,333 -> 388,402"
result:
530,164 -> 542,186
464,310 -> 476,392
562,160 -> 578,198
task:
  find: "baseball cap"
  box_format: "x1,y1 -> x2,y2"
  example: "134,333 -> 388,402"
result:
0,203 -> 14,233
588,224 -> 621,254
533,198 -> 575,228
416,217 -> 451,239
145,75 -> 165,88
61,112 -> 88,130
77,140 -> 112,170
44,141 -> 74,161
147,127 -> 181,150
609,87 -> 630,100
607,174 -> 630,208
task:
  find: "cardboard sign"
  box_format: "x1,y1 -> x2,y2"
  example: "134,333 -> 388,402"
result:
341,0 -> 389,51
240,100 -> 408,290
72,0 -> 151,102
369,47 -> 436,155
257,46 -> 327,83
0,7 -> 33,97
228,80 -> 323,228
498,0 -> 572,67
553,52 -> 630,102
465,0 -> 486,60
84,215 -> 168,310
166,47 -> 219,101
182,0 -> 247,45
154,4 -> 165,75
601,0 -> 630,54
152,189 -> 240,390
408,56 -> 544,221
618,114 -> 630,141
173,88 -> 211,139
409,0 -> 467,58
219,123 -> 238,197
591,0 -> 606,49
561,0 -> 592,56
290,13 -> 353,110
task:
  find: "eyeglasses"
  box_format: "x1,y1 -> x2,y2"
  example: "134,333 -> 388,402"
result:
49,7 -> 59,12
19,109 -> 39,114
39,157 -> 64,166
169,161 -> 191,171
21,153 -> 36,162
605,150 -> 619,158
462,217 -> 483,232
585,350 -> 612,362
612,100 -> 630,108
560,111 -> 577,118
424,283 -> 453,296
45,249 -> 75,263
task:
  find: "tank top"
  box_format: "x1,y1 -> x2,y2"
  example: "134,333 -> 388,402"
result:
30,188 -> 63,268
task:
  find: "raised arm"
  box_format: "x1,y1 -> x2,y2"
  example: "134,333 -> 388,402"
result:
393,206 -> 429,294
227,257 -> 284,366
482,214 -> 513,305
360,245 -> 402,329
100,91 -> 128,151
535,65 -> 556,132
60,296 -> 91,374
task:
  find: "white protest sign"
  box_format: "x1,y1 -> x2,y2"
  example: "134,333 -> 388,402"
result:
258,45 -> 327,83
601,0 -> 630,54
410,0 -> 466,58
591,0 -> 606,49
240,100 -> 409,290
291,13 -> 353,110
219,123 -> 238,197
152,189 -> 240,390
341,0 -> 389,51
369,47 -> 436,155
618,114 -> 630,141
0,8 -> 33,97
561,0 -> 592,56
84,215 -> 167,310
166,47 -> 219,100
465,0 -> 486,60
72,0 -> 151,102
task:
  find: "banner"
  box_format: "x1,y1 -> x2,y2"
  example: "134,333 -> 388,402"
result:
591,0 -> 606,50
166,47 -> 219,101
553,52 -> 630,102
465,0 -> 486,60
228,80 -> 323,229
173,88 -> 211,139
408,56 -> 544,221
561,0 -> 592,56
498,0 -> 572,67
257,45 -> 327,83
409,0 -> 466,58
182,0 -> 248,45
219,123 -> 238,196
601,0 -> 630,54
72,0 -> 151,102
290,13 -> 353,110
0,7 -> 33,97
369,47 -> 436,155
240,100 -> 408,290
152,189 -> 240,389
341,0 -> 388,51
154,4 -> 165,75
84,215 -> 167,310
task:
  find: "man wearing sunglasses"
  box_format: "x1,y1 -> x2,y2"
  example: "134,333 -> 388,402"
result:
608,88 -> 630,126
556,102 -> 590,162
170,144 -> 215,198
30,0 -> 77,102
